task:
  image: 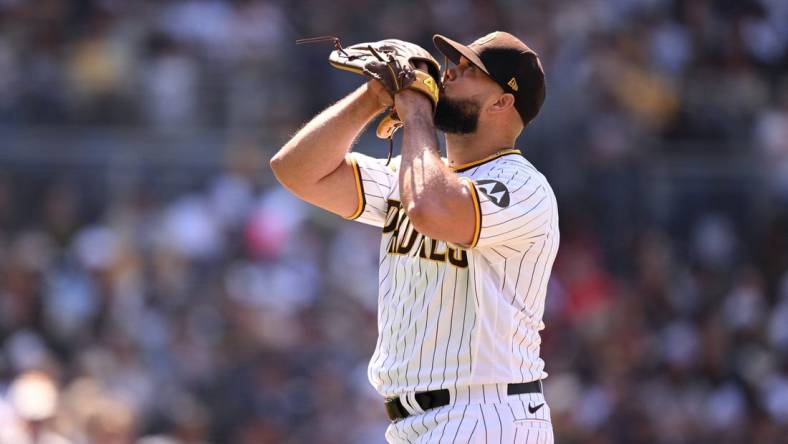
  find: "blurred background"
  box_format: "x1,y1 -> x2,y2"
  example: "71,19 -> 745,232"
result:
0,0 -> 787,443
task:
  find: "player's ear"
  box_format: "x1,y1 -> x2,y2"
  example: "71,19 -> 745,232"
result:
488,93 -> 516,114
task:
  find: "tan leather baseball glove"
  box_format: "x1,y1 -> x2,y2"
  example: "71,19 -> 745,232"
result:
328,39 -> 442,139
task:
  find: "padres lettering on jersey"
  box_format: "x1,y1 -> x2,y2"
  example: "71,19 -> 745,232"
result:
382,199 -> 469,268
347,149 -> 560,397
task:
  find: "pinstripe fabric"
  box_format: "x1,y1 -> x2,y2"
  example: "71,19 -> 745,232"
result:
348,151 -> 559,398
348,151 -> 558,442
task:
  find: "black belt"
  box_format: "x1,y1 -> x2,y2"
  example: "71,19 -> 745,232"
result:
384,381 -> 543,421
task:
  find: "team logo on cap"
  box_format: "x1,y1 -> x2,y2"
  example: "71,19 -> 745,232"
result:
507,77 -> 519,91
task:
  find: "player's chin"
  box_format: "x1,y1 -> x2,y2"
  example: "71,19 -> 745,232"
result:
434,97 -> 480,134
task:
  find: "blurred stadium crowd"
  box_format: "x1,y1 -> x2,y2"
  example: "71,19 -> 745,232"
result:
1,0 -> 788,443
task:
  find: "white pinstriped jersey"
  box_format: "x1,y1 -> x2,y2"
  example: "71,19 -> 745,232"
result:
346,149 -> 559,398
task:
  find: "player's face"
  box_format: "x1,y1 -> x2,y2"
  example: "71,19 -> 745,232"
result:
434,57 -> 502,135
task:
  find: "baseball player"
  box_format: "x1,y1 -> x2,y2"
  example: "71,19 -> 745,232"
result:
271,31 -> 558,443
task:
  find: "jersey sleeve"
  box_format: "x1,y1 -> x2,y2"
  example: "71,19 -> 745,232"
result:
463,161 -> 554,249
345,152 -> 397,227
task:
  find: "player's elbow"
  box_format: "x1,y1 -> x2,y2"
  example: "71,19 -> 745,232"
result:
405,198 -> 447,237
269,149 -> 304,189
269,153 -> 289,186
404,191 -> 478,246
269,153 -> 280,173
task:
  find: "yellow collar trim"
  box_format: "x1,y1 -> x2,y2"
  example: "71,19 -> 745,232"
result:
449,149 -> 522,172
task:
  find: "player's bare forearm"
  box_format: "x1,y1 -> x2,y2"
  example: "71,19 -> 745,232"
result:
396,91 -> 476,245
270,82 -> 387,191
269,81 -> 391,218
398,103 -> 452,212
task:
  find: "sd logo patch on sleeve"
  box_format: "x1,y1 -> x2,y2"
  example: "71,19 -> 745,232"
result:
475,179 -> 510,208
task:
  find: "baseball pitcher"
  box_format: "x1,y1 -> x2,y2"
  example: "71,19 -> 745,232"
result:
271,31 -> 558,443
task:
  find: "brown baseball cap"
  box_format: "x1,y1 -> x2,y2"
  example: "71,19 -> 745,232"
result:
433,31 -> 546,126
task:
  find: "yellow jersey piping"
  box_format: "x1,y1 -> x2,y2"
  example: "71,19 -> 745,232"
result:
450,149 -> 522,173
345,155 -> 366,220
462,178 -> 482,248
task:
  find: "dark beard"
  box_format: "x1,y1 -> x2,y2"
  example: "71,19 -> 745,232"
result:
433,95 -> 481,134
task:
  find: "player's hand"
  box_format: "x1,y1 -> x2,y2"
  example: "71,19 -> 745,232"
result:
366,60 -> 432,110
367,79 -> 394,108
394,60 -> 435,120
394,89 -> 433,121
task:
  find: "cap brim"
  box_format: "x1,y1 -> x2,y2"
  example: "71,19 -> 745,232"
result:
433,34 -> 490,75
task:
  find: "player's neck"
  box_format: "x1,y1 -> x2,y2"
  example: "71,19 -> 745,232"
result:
444,132 -> 516,168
